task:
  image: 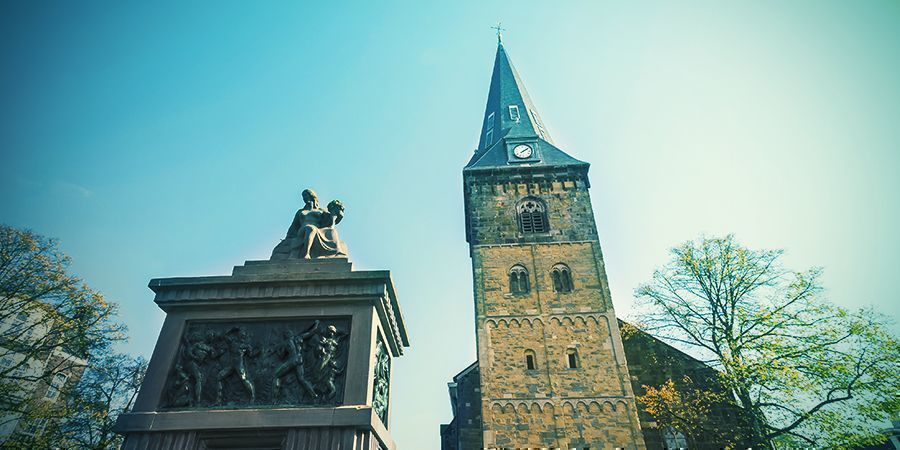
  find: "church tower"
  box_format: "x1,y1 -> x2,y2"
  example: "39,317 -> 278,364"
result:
461,41 -> 647,449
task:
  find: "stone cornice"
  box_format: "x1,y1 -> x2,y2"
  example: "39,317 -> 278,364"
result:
149,260 -> 409,355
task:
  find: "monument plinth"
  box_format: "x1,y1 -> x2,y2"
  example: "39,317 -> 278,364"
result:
115,190 -> 409,450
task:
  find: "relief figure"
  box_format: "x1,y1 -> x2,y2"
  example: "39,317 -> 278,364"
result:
271,325 -> 318,402
215,326 -> 258,404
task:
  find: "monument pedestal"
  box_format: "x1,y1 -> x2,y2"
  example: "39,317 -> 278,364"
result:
115,258 -> 409,450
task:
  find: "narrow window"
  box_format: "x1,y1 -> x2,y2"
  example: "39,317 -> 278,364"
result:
509,265 -> 530,295
508,105 -> 520,122
485,128 -> 493,146
552,264 -> 573,293
517,197 -> 548,234
567,349 -> 579,369
524,350 -> 536,371
45,372 -> 68,400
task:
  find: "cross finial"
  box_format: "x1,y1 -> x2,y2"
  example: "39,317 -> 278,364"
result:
491,22 -> 506,43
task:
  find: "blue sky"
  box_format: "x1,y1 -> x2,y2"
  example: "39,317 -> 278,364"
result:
2,1 -> 899,447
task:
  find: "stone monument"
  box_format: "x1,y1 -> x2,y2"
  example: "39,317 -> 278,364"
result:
115,189 -> 409,450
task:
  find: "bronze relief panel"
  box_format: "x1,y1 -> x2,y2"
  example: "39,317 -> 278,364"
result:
162,318 -> 350,409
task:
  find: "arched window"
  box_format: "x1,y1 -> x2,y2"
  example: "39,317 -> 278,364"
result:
508,265 -> 530,295
524,350 -> 536,371
662,428 -> 688,449
516,197 -> 548,234
566,348 -> 579,369
551,264 -> 573,293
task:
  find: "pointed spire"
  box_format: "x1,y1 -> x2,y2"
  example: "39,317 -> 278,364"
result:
475,42 -> 554,154
466,41 -> 588,170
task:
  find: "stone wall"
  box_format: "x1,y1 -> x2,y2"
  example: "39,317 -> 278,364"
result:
466,168 -> 646,449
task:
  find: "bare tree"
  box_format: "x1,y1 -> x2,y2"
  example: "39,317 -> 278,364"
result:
635,235 -> 899,448
56,354 -> 147,449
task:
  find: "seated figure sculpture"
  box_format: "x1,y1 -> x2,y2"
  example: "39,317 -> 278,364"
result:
271,189 -> 349,260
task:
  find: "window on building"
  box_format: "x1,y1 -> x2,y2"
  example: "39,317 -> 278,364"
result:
23,418 -> 47,436
485,128 -> 493,146
508,265 -> 530,295
45,372 -> 68,400
508,105 -> 520,122
524,350 -> 536,371
566,348 -> 579,369
662,428 -> 688,449
15,312 -> 28,322
516,197 -> 548,234
551,264 -> 573,293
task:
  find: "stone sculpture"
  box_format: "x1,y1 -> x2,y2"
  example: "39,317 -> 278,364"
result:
271,189 -> 348,260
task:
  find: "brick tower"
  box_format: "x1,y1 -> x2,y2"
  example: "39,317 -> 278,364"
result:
459,40 -> 646,449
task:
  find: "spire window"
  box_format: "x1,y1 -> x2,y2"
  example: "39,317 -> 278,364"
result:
517,197 -> 548,234
530,109 -> 547,140
508,105 -> 520,122
484,112 -> 495,147
508,265 -> 530,295
551,264 -> 573,293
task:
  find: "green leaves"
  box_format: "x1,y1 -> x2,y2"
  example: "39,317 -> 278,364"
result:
0,224 -> 130,448
634,234 -> 900,448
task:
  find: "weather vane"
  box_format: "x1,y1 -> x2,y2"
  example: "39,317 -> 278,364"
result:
491,22 -> 506,43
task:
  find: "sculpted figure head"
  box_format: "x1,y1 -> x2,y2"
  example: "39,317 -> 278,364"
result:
326,200 -> 345,226
301,189 -> 319,209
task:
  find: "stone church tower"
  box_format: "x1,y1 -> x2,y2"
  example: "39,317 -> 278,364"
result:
452,41 -> 647,449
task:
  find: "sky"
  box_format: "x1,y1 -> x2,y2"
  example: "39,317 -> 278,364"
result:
2,1 -> 899,447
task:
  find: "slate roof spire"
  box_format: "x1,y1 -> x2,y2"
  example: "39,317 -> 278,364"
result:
466,42 -> 587,170
476,42 -> 553,152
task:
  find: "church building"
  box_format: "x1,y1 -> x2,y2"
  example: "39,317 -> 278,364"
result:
440,39 -> 747,450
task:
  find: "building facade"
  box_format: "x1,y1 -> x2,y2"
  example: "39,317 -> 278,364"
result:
0,307 -> 87,444
445,40 -> 648,450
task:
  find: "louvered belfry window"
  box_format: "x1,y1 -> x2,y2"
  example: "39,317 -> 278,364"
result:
517,198 -> 548,234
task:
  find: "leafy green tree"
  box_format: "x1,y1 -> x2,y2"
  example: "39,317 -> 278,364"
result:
635,235 -> 900,449
638,376 -> 728,448
0,225 -> 126,443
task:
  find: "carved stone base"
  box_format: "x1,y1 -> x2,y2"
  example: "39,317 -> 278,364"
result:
115,259 -> 408,450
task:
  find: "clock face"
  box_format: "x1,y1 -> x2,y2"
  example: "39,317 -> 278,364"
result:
513,144 -> 533,159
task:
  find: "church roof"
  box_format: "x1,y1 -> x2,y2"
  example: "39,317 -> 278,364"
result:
465,42 -> 588,171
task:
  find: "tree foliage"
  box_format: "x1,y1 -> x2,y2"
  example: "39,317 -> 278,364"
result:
638,376 -> 729,447
635,235 -> 900,448
0,224 -> 130,444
